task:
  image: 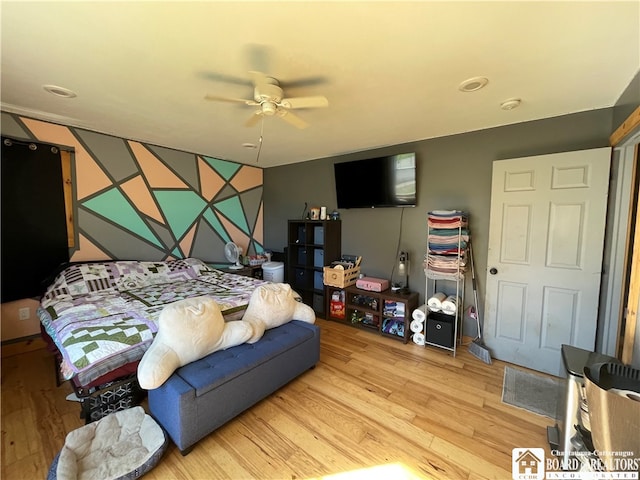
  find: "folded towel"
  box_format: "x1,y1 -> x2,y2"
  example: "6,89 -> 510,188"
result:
424,268 -> 465,281
428,228 -> 469,236
426,254 -> 466,269
428,243 -> 467,252
428,210 -> 469,229
428,210 -> 466,218
428,219 -> 468,229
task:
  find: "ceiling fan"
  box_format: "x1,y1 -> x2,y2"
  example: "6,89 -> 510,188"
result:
204,71 -> 328,129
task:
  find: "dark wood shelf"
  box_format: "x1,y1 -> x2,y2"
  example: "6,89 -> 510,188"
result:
326,284 -> 418,343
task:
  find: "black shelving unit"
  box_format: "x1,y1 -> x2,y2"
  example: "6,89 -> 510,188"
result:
287,219 -> 341,316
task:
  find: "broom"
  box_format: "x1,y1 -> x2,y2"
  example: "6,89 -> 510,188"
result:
468,240 -> 492,364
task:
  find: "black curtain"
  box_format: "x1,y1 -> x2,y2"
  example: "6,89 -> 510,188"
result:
1,137 -> 70,302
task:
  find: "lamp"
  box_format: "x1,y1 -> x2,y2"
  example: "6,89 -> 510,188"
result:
392,251 -> 409,293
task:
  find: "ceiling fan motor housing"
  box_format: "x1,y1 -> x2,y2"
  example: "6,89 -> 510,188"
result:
254,83 -> 283,104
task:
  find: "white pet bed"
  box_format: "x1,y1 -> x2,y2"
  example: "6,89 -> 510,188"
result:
47,406 -> 167,480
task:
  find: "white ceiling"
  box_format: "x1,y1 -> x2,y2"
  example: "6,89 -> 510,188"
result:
1,1 -> 639,168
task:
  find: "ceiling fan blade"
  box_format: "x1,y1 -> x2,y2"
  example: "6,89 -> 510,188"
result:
279,75 -> 329,89
249,70 -> 271,88
204,94 -> 259,106
198,71 -> 252,87
277,110 -> 309,129
244,44 -> 271,74
245,110 -> 264,127
249,70 -> 327,88
242,44 -> 326,88
280,96 -> 329,109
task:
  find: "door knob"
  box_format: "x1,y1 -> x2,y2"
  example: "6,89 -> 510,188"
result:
490,267 -> 498,275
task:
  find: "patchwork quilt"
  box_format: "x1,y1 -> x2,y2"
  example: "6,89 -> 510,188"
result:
38,258 -> 267,386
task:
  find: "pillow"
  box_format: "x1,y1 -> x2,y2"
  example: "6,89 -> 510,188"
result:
137,296 -> 254,390
242,283 -> 316,343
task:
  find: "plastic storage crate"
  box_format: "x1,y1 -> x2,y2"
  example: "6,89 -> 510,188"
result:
79,375 -> 145,424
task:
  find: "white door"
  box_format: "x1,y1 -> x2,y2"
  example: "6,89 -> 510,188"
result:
483,148 -> 611,376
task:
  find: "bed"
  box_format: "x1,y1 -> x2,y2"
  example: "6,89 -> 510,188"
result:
37,258 -> 268,417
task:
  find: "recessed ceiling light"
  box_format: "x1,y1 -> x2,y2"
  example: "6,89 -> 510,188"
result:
43,85 -> 77,98
500,98 -> 522,110
458,76 -> 489,93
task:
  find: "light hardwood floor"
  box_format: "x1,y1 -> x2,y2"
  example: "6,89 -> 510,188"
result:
1,319 -> 554,479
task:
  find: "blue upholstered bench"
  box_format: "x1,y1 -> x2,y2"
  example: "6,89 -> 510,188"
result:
148,320 -> 320,454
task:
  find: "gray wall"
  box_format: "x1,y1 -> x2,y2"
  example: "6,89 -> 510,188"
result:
263,108 -> 614,327
613,69 -> 640,131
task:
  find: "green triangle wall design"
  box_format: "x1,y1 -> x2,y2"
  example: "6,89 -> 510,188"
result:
203,207 -> 231,244
154,190 -> 208,240
6,112 -> 263,262
202,157 -> 241,181
82,187 -> 163,248
214,196 -> 250,234
251,240 -> 265,255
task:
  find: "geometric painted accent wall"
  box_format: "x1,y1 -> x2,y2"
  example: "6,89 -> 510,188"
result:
1,112 -> 264,263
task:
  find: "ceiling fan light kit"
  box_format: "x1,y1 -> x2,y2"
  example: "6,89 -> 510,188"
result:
260,101 -> 278,116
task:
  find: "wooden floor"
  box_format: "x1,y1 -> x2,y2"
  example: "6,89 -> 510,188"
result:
1,319 -> 553,479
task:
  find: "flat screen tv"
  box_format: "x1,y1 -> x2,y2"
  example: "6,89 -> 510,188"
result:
334,152 -> 416,208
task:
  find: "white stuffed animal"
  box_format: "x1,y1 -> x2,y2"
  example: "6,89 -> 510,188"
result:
242,283 -> 316,343
137,296 -> 254,390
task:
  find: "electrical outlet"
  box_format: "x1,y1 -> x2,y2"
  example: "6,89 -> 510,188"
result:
18,307 -> 30,321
